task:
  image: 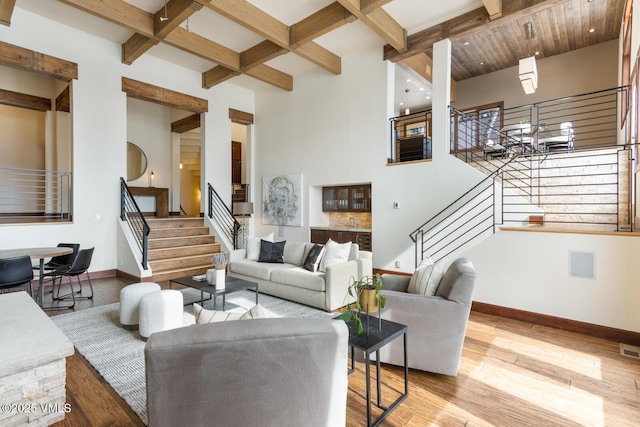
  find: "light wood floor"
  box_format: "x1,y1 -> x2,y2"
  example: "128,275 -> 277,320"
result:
45,277 -> 640,427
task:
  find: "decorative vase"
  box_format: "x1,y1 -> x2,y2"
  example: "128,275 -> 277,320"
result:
206,269 -> 216,285
215,269 -> 225,290
358,289 -> 379,313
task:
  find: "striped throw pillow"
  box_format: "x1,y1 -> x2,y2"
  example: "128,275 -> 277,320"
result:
407,258 -> 445,296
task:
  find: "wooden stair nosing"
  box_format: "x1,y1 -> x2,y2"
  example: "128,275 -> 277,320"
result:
148,235 -> 217,249
148,226 -> 211,238
148,244 -> 221,261
148,253 -> 220,270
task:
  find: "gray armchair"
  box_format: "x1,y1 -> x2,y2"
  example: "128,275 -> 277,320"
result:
145,318 -> 349,427
377,257 -> 476,376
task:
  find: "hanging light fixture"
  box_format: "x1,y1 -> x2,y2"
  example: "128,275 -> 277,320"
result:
519,56 -> 538,94
160,0 -> 169,21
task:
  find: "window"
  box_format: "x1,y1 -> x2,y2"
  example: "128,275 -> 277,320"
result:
451,102 -> 503,152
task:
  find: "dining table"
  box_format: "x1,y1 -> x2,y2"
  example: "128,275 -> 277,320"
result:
0,247 -> 74,309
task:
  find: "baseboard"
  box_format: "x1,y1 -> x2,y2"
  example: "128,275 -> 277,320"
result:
472,301 -> 640,346
115,270 -> 153,282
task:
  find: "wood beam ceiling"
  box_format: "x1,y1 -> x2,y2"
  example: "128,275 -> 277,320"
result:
0,0 -> 16,26
383,0 -> 571,62
171,114 -> 201,133
336,0 -> 406,51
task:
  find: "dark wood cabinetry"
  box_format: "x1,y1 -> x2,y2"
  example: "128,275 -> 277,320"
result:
322,184 -> 371,212
311,228 -> 372,252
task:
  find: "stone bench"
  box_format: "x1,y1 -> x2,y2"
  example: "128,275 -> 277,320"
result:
0,292 -> 74,426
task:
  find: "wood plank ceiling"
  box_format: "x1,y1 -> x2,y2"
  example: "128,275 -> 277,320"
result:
1,0 -> 626,90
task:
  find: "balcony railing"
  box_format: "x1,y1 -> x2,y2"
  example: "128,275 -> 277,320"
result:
389,109 -> 432,163
0,167 -> 72,223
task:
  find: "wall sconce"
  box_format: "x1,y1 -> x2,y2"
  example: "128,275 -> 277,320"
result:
519,55 -> 538,94
149,170 -> 155,187
179,162 -> 183,169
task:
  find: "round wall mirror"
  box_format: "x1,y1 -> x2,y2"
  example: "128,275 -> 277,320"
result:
127,142 -> 148,181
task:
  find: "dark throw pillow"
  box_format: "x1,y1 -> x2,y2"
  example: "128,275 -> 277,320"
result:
303,244 -> 325,272
258,240 -> 285,263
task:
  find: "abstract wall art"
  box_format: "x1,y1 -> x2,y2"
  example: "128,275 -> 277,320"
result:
262,174 -> 302,226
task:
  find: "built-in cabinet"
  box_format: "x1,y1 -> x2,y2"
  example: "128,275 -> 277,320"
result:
322,184 -> 371,212
311,228 -> 372,252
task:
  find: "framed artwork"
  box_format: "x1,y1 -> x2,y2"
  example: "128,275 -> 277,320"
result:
262,174 -> 303,226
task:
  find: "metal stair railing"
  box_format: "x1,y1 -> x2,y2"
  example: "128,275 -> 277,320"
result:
208,183 -> 241,249
120,178 -> 150,270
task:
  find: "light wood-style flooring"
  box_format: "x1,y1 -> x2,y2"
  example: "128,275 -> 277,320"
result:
45,277 -> 640,426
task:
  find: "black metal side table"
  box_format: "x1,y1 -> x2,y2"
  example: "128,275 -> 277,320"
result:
346,315 -> 408,427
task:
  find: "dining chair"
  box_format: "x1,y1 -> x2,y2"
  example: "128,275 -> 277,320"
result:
0,255 -> 35,298
45,247 -> 95,304
34,243 -> 80,272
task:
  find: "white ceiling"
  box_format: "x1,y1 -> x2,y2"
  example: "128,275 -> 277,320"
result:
15,0 -> 483,113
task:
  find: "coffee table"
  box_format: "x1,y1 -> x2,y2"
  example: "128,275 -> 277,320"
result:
346,315 -> 408,427
169,275 -> 258,311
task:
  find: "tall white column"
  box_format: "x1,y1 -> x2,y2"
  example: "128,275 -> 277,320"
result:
431,39 -> 452,160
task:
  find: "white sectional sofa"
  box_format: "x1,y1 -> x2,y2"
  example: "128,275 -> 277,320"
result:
228,240 -> 372,312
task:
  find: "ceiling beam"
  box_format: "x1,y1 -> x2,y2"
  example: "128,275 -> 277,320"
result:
290,2 -> 356,47
60,0 -> 293,91
122,33 -> 159,65
0,88 -> 52,111
56,86 -> 70,112
0,40 -> 78,81
0,0 -> 16,26
122,77 -> 208,113
202,0 -> 289,48
481,0 -> 502,19
245,64 -> 293,92
202,66 -> 240,88
360,0 -> 393,14
154,0 -> 202,39
241,40 -> 287,71
203,0 -> 343,75
171,113 -> 201,133
336,0 -> 406,51
384,0 -> 571,62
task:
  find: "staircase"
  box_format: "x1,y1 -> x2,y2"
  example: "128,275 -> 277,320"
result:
146,217 -> 221,282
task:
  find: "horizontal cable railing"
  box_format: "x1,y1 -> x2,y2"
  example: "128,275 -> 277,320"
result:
389,109 -> 433,163
208,183 -> 240,249
120,178 -> 149,270
0,167 -> 72,222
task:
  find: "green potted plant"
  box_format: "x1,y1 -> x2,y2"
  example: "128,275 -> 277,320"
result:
339,274 -> 386,334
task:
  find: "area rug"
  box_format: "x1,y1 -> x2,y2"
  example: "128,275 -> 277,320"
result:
51,289 -> 334,425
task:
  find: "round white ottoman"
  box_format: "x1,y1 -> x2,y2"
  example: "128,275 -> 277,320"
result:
119,282 -> 161,329
139,289 -> 184,339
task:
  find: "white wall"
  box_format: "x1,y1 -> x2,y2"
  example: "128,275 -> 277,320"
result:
0,7 -> 253,273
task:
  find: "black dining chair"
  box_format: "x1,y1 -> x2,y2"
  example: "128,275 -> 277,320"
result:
34,243 -> 80,272
0,256 -> 35,298
44,247 -> 95,304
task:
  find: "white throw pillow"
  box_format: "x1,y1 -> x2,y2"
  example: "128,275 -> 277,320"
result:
246,233 -> 274,261
193,303 -> 243,323
407,258 -> 445,296
319,239 -> 352,272
193,303 -> 267,324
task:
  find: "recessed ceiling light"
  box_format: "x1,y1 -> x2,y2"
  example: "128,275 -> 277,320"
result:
406,79 -> 412,83
426,96 -> 431,99
399,102 -> 404,106
535,51 -> 540,55
589,28 -> 596,33
419,87 -> 425,91
479,61 -> 485,65
464,41 -> 470,46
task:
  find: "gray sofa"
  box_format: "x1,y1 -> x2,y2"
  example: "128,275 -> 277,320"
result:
377,257 -> 477,376
145,318 -> 349,427
228,241 -> 372,312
